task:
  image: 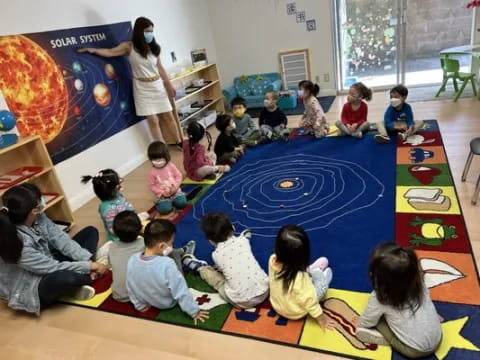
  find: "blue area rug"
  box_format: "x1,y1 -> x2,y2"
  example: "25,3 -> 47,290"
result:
175,135 -> 396,292
247,96 -> 336,118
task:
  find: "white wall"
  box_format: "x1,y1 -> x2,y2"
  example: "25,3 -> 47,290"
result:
206,0 -> 337,95
0,0 -> 217,210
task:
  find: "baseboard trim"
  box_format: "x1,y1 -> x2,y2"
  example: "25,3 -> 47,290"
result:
67,153 -> 148,211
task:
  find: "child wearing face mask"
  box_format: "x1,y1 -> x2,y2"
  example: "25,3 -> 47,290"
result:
298,80 -> 329,138
183,122 -> 230,181
214,114 -> 245,164
81,169 -> 134,243
126,219 -> 209,323
259,91 -> 290,141
336,82 -> 372,138
375,85 -> 424,143
147,141 -> 187,215
231,97 -> 262,147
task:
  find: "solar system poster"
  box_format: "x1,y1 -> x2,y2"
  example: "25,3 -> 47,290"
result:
0,22 -> 141,164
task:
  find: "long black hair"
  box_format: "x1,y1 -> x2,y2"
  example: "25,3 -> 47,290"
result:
369,243 -> 424,313
186,122 -> 211,155
298,80 -> 320,97
81,169 -> 121,202
275,225 -> 311,292
132,17 -> 161,58
0,184 -> 42,263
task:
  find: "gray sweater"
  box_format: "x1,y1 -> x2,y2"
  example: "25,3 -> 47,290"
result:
0,213 -> 92,315
359,285 -> 442,352
233,114 -> 257,140
108,237 -> 144,302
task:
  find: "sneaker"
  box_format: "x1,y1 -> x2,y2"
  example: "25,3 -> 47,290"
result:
374,134 -> 390,143
323,267 -> 333,286
352,131 -> 363,139
241,229 -> 252,240
218,165 -> 231,173
356,327 -> 389,346
182,240 -> 196,256
182,254 -> 208,272
70,285 -> 96,301
309,257 -> 329,272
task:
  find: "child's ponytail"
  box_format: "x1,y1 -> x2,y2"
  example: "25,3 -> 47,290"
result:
0,184 -> 41,263
81,169 -> 120,201
186,122 -> 206,155
298,80 -> 320,97
352,82 -> 373,102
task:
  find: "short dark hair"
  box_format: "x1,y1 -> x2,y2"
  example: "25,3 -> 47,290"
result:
369,243 -> 423,312
231,97 -> 246,108
144,219 -> 176,248
275,225 -> 311,292
81,169 -> 120,201
132,17 -> 160,58
200,212 -> 234,244
215,114 -> 233,133
390,85 -> 408,98
147,141 -> 171,162
113,210 -> 142,243
298,80 -> 320,97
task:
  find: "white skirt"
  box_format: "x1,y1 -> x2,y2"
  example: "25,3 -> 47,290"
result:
132,79 -> 172,116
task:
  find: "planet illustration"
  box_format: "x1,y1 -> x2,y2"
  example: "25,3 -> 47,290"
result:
93,83 -> 111,107
73,106 -> 81,116
0,35 -> 68,143
72,61 -> 83,73
74,78 -> 84,91
120,101 -> 128,111
0,110 -> 16,131
104,63 -> 116,80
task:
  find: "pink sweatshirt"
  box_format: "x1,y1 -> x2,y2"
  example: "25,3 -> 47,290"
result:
148,162 -> 183,199
183,140 -> 214,181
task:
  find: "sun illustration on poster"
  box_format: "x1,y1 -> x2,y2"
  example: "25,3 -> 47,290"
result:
0,35 -> 68,143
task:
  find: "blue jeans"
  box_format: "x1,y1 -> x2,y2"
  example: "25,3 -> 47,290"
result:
156,193 -> 188,214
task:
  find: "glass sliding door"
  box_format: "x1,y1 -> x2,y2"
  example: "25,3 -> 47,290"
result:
403,0 -> 474,86
335,0 -> 401,90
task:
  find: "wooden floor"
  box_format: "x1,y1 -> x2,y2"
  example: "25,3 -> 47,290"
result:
1,93 -> 480,360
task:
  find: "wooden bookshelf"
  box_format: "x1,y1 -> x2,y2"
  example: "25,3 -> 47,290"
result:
160,63 -> 225,143
0,136 -> 74,225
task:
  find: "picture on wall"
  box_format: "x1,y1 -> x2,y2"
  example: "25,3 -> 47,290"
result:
286,2 -> 297,15
0,22 -> 140,164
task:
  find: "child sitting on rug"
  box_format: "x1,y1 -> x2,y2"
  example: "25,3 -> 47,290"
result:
374,85 -> 424,143
335,82 -> 372,138
269,225 -> 334,329
198,212 -> 269,308
259,91 -> 290,141
147,141 -> 187,215
109,210 -> 145,302
214,114 -> 245,165
231,97 -> 262,147
81,169 -> 134,243
298,80 -> 329,138
183,122 -> 230,181
126,219 -> 208,323
356,243 -> 442,358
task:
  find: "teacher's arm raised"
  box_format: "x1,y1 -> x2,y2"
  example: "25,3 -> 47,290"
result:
77,41 -> 132,57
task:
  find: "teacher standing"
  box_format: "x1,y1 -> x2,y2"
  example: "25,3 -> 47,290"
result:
79,17 -> 182,144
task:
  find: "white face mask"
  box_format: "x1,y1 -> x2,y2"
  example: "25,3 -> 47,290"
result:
152,159 -> 167,168
390,98 -> 402,107
229,122 -> 236,130
264,99 -> 272,108
298,90 -> 304,98
162,246 -> 173,256
37,197 -> 47,213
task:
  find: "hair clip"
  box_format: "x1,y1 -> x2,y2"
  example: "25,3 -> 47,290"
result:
1,206 -> 9,213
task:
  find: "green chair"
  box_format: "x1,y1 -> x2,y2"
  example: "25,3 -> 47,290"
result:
435,57 -> 478,102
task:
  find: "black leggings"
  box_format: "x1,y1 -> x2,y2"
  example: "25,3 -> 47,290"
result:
38,226 -> 99,308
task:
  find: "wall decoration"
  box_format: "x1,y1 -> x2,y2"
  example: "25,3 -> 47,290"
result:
306,19 -> 317,32
191,48 -> 208,66
286,2 -> 296,15
0,22 -> 140,164
296,11 -> 306,23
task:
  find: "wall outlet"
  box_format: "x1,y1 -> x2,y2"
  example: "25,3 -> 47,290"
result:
324,73 -> 330,82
